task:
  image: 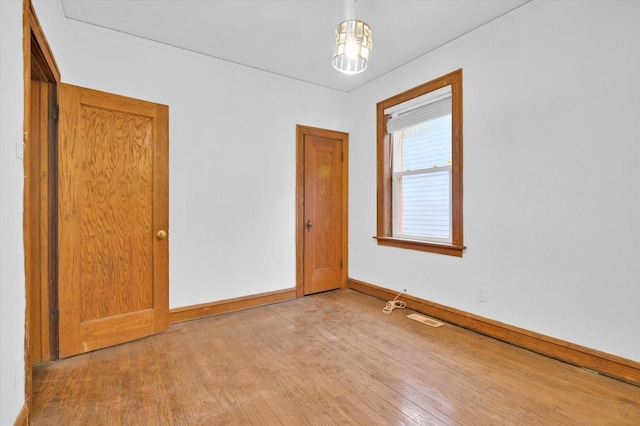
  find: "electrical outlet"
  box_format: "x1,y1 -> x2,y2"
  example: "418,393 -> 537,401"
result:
477,287 -> 488,303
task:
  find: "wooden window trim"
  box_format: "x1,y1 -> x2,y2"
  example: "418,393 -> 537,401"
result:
375,69 -> 465,257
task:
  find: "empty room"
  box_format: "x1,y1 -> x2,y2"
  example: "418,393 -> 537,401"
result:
1,0 -> 639,424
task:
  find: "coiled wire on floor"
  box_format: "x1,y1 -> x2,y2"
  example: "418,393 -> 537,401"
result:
383,290 -> 406,314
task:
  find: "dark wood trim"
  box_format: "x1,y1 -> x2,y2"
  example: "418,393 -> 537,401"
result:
153,102 -> 170,333
295,125 -> 349,297
348,278 -> 640,387
376,116 -> 391,237
295,126 -> 305,298
374,236 -> 465,257
169,288 -> 297,324
23,0 -> 61,421
24,0 -> 61,358
13,404 -> 28,426
26,1 -> 60,82
376,69 -> 464,256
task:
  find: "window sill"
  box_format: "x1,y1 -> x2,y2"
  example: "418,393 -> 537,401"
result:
373,236 -> 465,257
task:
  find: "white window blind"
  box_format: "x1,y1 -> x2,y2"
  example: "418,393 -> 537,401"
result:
385,85 -> 452,133
387,96 -> 452,134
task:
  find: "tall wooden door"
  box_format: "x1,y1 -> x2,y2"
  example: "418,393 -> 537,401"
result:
57,84 -> 169,358
297,126 -> 348,296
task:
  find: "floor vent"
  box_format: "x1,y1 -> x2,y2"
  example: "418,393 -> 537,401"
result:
407,313 -> 444,328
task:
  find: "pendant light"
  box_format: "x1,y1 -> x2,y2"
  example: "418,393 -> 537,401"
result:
332,0 -> 372,74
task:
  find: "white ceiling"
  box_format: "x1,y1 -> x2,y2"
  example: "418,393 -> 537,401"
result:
60,0 -> 531,92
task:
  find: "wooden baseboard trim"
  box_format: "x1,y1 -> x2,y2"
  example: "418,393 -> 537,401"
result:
347,278 -> 640,387
169,288 -> 297,324
13,403 -> 28,426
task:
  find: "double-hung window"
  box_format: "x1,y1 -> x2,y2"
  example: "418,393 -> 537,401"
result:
389,87 -> 452,243
376,70 -> 464,256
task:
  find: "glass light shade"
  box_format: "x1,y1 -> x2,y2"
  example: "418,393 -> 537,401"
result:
332,19 -> 372,74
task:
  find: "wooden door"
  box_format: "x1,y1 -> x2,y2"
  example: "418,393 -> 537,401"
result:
57,84 -> 169,358
297,126 -> 348,296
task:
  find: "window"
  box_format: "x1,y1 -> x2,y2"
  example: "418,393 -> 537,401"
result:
376,69 -> 464,256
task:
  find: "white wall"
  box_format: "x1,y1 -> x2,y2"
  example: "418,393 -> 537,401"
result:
0,0 -> 26,423
348,0 -> 640,361
32,0 -> 349,308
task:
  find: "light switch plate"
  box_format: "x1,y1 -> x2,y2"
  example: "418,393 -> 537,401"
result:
16,132 -> 23,160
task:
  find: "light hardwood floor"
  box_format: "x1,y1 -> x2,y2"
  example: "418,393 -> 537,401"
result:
32,289 -> 640,425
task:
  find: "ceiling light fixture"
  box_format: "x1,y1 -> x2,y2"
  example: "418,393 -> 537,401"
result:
332,0 -> 372,75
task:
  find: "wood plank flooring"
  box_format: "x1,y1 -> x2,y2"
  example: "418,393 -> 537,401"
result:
32,289 -> 640,425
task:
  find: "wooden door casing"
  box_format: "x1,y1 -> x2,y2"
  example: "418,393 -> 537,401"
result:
25,0 -> 63,367
27,80 -> 56,363
58,84 -> 169,357
296,125 -> 348,296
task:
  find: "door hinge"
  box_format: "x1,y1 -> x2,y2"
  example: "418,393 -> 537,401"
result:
52,104 -> 59,122
340,260 -> 343,269
341,152 -> 344,161
50,306 -> 59,323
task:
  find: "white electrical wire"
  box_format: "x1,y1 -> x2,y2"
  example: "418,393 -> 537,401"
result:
383,290 -> 406,314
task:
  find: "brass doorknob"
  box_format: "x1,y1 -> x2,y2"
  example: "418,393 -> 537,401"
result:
157,230 -> 168,240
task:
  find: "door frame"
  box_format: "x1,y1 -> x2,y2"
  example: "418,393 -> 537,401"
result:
23,0 -> 61,419
295,125 -> 349,297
